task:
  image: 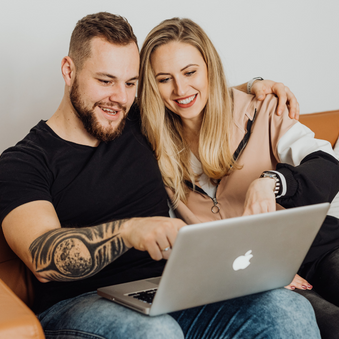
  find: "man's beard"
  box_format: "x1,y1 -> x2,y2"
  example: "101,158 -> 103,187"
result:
70,77 -> 127,143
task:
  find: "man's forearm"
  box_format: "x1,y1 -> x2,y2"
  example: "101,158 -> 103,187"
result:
29,219 -> 130,282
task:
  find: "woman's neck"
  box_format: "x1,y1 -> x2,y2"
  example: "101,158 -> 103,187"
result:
182,117 -> 202,159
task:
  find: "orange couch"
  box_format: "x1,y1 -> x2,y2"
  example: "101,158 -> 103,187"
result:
0,109 -> 338,339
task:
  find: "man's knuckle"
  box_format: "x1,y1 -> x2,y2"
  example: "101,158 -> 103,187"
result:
143,235 -> 154,246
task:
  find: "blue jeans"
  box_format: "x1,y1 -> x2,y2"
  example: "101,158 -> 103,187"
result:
38,288 -> 320,339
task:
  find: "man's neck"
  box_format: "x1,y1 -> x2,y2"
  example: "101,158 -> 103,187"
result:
47,96 -> 100,147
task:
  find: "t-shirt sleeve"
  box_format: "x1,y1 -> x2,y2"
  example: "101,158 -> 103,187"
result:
0,143 -> 53,225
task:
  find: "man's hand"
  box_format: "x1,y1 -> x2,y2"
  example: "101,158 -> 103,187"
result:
285,274 -> 313,291
121,217 -> 186,261
242,178 -> 276,216
251,80 -> 300,120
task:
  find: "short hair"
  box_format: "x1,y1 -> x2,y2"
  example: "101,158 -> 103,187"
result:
69,12 -> 138,70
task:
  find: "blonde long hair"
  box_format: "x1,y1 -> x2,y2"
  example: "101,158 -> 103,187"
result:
138,18 -> 235,207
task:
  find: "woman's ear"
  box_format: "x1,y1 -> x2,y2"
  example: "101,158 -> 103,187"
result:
61,56 -> 76,87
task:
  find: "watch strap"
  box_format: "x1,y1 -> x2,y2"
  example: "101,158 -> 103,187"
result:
260,171 -> 282,197
247,77 -> 264,94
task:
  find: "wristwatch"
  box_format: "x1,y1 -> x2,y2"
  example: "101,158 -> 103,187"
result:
247,77 -> 264,94
260,171 -> 282,197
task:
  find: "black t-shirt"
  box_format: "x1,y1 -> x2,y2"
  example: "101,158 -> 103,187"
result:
0,104 -> 169,313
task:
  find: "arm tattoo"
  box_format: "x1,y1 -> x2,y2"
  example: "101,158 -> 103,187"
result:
29,219 -> 130,282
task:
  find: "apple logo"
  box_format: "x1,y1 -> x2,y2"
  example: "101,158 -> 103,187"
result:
232,250 -> 253,271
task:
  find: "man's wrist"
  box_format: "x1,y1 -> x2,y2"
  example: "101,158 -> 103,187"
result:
119,218 -> 134,249
247,77 -> 264,94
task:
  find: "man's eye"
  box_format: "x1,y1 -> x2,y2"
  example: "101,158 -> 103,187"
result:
99,80 -> 111,85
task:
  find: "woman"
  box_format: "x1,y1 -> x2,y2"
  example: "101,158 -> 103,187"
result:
138,17 -> 339,338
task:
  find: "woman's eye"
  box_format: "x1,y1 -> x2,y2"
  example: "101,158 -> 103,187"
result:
186,71 -> 196,76
159,78 -> 170,83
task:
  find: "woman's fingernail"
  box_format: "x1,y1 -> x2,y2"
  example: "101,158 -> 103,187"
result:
290,286 -> 295,290
301,285 -> 307,290
307,285 -> 313,289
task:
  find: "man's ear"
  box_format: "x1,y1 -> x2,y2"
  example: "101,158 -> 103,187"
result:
61,56 -> 76,87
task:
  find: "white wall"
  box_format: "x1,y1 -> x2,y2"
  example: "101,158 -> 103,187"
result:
0,0 -> 338,153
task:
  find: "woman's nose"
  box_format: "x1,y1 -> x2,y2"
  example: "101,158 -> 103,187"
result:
174,79 -> 187,97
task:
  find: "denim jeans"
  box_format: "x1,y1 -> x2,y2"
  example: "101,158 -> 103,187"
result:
38,288 -> 320,339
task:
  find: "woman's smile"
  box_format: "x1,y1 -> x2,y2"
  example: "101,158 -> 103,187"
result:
174,93 -> 198,107
151,41 -> 209,126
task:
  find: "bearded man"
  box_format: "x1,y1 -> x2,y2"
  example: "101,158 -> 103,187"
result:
0,12 -> 318,339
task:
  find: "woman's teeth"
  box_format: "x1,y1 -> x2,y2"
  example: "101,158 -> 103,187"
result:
102,107 -> 117,115
177,94 -> 196,104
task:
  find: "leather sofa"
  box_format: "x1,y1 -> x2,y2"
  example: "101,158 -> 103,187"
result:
0,109 -> 338,339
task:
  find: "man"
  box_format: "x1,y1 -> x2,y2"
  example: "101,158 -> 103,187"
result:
0,12 -> 319,338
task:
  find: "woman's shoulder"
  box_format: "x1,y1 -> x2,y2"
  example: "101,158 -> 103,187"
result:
232,88 -> 282,122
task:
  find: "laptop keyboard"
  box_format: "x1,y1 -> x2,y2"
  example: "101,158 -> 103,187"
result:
127,288 -> 158,305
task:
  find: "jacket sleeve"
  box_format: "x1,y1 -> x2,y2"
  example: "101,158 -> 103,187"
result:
276,150 -> 339,208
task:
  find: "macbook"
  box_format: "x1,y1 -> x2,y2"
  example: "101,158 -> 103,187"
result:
98,203 -> 329,316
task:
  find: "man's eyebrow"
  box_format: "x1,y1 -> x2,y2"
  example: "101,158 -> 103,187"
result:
128,75 -> 139,81
155,64 -> 199,78
96,72 -> 117,79
96,73 -> 139,81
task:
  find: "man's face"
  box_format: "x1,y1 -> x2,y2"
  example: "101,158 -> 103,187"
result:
70,38 -> 139,142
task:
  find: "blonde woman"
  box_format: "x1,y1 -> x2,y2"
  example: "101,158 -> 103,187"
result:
138,18 -> 339,338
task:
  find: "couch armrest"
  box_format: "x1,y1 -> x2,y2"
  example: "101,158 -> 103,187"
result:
300,110 -> 339,147
0,279 -> 44,339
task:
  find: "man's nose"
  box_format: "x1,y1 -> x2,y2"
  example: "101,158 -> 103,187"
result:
109,83 -> 127,105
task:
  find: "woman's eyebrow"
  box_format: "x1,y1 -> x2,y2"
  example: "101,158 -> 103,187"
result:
155,64 -> 199,78
180,64 -> 199,72
155,72 -> 170,78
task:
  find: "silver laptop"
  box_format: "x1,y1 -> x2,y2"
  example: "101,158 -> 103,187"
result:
97,203 -> 329,316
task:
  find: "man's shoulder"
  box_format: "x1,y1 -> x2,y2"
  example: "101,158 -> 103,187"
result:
1,120 -> 55,160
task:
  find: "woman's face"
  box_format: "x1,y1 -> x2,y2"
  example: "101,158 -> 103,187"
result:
151,41 -> 209,126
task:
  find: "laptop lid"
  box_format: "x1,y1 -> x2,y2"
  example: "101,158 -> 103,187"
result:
98,203 -> 329,316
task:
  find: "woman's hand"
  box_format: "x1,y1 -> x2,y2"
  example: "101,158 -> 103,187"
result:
242,178 -> 276,216
285,274 -> 313,290
251,80 -> 300,120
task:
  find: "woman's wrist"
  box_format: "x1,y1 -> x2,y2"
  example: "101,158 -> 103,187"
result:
260,171 -> 282,197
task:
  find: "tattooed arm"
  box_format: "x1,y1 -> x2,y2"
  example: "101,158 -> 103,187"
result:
2,200 -> 186,283
29,220 -> 129,282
